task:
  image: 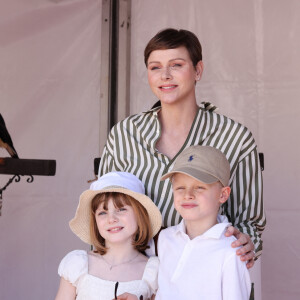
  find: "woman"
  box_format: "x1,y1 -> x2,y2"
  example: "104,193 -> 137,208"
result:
98,28 -> 265,267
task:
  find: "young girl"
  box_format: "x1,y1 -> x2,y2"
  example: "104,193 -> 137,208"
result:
54,172 -> 162,300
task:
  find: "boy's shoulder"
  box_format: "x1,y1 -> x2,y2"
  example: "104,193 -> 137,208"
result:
160,223 -> 182,237
157,224 -> 183,247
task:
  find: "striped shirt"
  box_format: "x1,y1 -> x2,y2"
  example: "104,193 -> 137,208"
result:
98,105 -> 265,257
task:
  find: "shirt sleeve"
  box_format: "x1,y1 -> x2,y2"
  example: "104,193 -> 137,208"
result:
58,250 -> 88,286
98,126 -> 117,177
222,252 -> 251,300
142,256 -> 160,296
225,146 -> 266,258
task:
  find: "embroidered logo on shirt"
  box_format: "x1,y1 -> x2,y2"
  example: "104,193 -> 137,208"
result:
188,155 -> 194,162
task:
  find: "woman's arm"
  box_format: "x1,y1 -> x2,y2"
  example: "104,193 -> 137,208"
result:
225,226 -> 255,268
98,128 -> 117,177
54,277 -> 76,300
224,148 -> 265,266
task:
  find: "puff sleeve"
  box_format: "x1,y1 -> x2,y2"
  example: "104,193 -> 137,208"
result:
142,256 -> 159,295
58,250 -> 88,286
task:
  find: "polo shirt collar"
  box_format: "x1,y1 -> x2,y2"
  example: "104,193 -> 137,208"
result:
174,214 -> 231,240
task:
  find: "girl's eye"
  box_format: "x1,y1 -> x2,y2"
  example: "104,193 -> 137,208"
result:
98,211 -> 107,216
118,207 -> 127,212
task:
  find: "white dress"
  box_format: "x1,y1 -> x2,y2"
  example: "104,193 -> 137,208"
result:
58,250 -> 159,300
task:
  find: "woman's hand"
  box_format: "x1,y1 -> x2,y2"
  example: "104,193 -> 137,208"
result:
225,225 -> 255,269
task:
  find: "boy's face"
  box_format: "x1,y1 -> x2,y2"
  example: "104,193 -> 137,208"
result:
172,173 -> 229,223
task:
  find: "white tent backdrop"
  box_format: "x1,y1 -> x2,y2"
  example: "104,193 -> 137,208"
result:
0,0 -> 299,299
0,0 -> 102,299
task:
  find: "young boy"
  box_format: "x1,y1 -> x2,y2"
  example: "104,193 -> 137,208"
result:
155,145 -> 251,300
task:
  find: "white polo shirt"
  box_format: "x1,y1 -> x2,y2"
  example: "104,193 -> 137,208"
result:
155,215 -> 251,300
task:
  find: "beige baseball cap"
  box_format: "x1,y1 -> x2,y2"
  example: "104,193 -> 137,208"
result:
161,146 -> 230,186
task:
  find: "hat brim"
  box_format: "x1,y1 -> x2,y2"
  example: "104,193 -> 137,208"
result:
69,187 -> 162,245
161,167 -> 219,184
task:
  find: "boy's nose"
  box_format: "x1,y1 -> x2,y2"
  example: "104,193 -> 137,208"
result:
184,188 -> 195,199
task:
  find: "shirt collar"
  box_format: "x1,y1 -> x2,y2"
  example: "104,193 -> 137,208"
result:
173,214 -> 231,240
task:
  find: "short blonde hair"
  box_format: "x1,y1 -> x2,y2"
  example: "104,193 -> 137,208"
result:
90,192 -> 152,255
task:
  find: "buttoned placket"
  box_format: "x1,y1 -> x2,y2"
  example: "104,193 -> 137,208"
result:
171,233 -> 206,282
170,220 -> 229,283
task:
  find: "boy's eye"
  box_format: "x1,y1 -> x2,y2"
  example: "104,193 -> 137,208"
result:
175,186 -> 185,190
196,186 -> 205,190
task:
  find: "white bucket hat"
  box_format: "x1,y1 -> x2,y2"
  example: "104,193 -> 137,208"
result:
69,172 -> 162,245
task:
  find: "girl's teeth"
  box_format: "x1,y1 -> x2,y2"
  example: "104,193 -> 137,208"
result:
110,227 -> 121,232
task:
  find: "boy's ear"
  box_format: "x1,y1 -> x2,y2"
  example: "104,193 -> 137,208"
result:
219,186 -> 231,204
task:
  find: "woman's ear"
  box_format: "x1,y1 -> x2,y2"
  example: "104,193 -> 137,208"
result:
219,186 -> 231,204
195,60 -> 204,81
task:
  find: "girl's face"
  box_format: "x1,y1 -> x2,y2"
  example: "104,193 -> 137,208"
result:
95,198 -> 138,247
147,46 -> 203,106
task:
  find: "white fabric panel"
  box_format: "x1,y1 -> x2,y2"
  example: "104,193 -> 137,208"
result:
130,1 -> 300,300
0,1 -> 101,299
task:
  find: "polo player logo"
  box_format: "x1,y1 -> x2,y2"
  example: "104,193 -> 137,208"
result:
188,155 -> 194,162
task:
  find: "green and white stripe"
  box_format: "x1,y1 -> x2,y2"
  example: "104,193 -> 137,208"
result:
99,105 -> 265,257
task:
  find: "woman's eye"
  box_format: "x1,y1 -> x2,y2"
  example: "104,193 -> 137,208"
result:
150,66 -> 159,70
98,211 -> 107,216
171,63 -> 182,69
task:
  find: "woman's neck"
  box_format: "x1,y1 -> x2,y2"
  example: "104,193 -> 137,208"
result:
155,101 -> 199,159
159,101 -> 198,132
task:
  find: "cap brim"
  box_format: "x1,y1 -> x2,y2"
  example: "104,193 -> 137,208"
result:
161,167 -> 219,184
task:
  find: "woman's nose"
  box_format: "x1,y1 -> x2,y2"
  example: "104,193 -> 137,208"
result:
161,66 -> 172,80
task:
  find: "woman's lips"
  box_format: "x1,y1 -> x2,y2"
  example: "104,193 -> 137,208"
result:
159,85 -> 178,90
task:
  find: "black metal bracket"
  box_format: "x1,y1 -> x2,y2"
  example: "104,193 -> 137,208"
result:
0,174 -> 34,215
0,157 -> 56,216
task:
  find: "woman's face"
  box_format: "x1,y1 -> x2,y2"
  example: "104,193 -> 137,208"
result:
147,47 -> 203,106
